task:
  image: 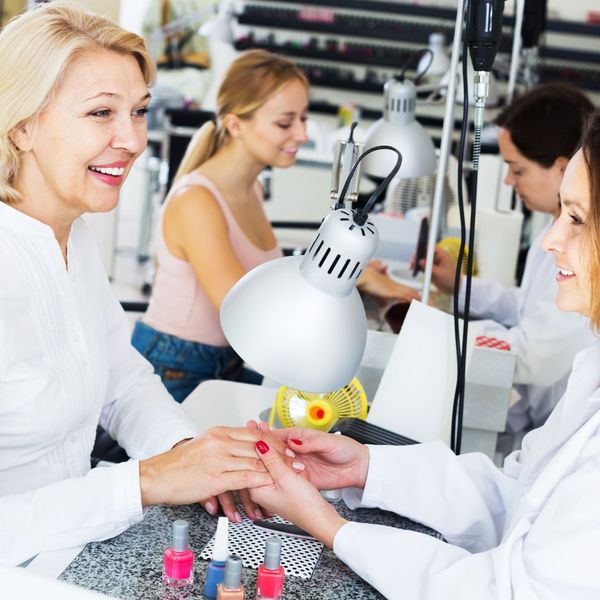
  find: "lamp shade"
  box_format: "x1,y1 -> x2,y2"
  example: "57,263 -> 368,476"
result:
363,79 -> 436,179
221,209 -> 379,393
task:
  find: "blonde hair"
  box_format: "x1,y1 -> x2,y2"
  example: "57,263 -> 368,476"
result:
174,49 -> 308,182
0,2 -> 155,204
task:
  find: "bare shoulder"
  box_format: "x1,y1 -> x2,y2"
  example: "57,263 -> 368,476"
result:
165,184 -> 226,229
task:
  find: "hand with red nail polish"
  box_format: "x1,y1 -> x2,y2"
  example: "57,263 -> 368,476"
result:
266,427 -> 370,491
139,425 -> 292,522
257,440 -> 270,454
251,438 -> 347,549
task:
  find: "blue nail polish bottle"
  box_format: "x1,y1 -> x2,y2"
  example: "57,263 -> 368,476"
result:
204,517 -> 229,599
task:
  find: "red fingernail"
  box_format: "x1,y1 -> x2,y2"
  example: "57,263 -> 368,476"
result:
256,440 -> 270,454
290,438 -> 303,446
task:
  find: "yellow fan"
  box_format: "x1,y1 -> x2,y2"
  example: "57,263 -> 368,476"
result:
270,378 -> 368,431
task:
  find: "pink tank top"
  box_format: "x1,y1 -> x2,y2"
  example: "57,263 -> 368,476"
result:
143,172 -> 283,346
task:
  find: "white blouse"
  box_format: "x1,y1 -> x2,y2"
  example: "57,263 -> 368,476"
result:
0,202 -> 199,565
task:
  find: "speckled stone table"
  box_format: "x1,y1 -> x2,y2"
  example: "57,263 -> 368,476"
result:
60,503 -> 441,600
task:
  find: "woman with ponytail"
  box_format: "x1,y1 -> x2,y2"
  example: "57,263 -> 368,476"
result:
133,50 -> 420,402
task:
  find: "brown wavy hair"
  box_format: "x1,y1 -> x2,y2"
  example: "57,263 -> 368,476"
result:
580,111 -> 600,330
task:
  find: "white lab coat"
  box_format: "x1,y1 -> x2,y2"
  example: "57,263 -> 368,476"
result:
334,340 -> 600,599
0,202 -> 199,565
459,225 -> 594,432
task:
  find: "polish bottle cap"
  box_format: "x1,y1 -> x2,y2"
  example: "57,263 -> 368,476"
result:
223,555 -> 243,589
263,536 -> 282,570
172,519 -> 189,552
212,516 -> 229,562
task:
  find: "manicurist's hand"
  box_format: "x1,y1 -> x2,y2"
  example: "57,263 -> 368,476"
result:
414,247 -> 457,294
250,440 -> 348,548
249,423 -> 370,491
139,426 -> 289,520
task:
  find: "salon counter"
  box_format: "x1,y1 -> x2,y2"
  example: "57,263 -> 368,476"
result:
58,502 -> 441,600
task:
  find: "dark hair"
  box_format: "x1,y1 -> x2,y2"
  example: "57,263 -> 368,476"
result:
580,111 -> 600,330
495,83 -> 594,168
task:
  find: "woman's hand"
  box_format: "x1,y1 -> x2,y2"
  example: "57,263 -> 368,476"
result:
357,261 -> 421,303
250,440 -> 348,548
250,423 -> 370,491
415,247 -> 457,294
139,426 -> 288,520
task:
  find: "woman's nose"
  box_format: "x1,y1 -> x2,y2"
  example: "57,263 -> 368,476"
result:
111,118 -> 146,155
541,218 -> 564,255
294,121 -> 309,144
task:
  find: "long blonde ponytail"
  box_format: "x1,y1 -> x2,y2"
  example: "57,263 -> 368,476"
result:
174,121 -> 224,183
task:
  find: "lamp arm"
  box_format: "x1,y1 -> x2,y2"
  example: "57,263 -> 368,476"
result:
337,146 -> 402,225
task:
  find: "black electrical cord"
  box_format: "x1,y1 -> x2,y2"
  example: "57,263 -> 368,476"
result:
450,0 -> 473,454
399,48 -> 434,84
337,145 -> 403,225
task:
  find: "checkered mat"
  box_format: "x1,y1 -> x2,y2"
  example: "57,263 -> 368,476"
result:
200,507 -> 323,579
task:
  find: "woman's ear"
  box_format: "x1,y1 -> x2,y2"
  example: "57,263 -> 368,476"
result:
9,121 -> 33,152
554,156 -> 570,174
223,114 -> 242,139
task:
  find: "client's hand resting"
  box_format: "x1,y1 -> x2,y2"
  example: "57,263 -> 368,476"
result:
139,426 -> 290,522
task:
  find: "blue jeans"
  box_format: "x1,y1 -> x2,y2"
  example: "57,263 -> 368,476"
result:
132,320 -> 263,403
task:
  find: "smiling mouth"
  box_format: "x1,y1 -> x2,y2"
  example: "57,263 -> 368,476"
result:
89,166 -> 125,176
556,267 -> 575,282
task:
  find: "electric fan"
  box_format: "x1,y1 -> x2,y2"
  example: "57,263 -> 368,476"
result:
271,378 -> 368,431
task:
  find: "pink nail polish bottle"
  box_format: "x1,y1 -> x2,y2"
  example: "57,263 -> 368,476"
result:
163,519 -> 194,587
256,537 -> 284,600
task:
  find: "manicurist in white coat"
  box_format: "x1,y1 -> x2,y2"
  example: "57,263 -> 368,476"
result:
248,110 -> 600,598
0,3 -> 285,566
424,84 -> 596,439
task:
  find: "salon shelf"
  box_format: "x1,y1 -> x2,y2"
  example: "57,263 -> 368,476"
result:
240,0 -> 600,37
238,7 -> 457,46
235,36 -> 419,70
237,0 -> 600,100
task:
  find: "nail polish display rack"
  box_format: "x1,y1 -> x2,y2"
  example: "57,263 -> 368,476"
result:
234,0 -> 600,103
200,507 -> 323,579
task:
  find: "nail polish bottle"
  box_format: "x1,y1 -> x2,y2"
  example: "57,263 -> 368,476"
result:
163,519 -> 194,587
256,537 -> 284,600
217,555 -> 245,599
203,516 -> 229,599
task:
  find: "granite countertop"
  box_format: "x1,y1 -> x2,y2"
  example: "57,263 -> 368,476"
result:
60,503 -> 441,600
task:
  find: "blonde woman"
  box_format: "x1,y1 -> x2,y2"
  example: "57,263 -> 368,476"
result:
133,49 -> 420,402
0,4 -> 284,566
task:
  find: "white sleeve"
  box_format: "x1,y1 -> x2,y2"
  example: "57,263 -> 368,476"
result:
0,461 -> 142,567
462,292 -> 589,387
343,443 -> 520,552
99,291 -> 200,459
459,276 -> 521,327
334,449 -> 600,600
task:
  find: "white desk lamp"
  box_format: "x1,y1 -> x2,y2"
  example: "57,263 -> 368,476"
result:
362,78 -> 436,180
417,33 -> 451,79
221,144 -> 402,393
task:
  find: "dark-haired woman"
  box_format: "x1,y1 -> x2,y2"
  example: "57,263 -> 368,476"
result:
426,83 -> 596,444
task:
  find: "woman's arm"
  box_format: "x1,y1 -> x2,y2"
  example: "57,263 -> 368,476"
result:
0,461 -> 142,566
164,186 -> 250,310
250,438 -> 600,600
